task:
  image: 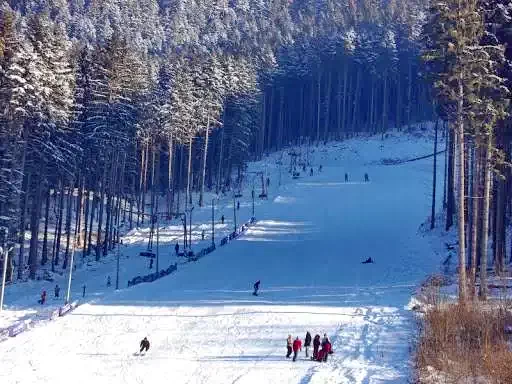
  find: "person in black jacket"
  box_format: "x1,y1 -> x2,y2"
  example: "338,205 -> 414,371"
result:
304,331 -> 312,357
312,334 -> 321,360
139,337 -> 150,353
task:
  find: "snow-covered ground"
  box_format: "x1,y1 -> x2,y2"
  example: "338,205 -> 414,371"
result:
1,127 -> 446,383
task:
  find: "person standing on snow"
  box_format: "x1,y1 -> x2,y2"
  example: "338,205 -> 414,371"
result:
175,242 -> 179,255
364,173 -> 369,182
221,215 -> 225,224
312,334 -> 321,360
139,337 -> 150,353
344,173 -> 349,182
253,280 -> 260,296
39,290 -> 47,305
292,337 -> 302,362
304,331 -> 312,357
107,276 -> 111,287
286,335 -> 293,358
54,284 -> 60,298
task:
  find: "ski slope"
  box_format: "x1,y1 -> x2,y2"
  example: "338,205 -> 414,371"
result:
0,129 -> 444,384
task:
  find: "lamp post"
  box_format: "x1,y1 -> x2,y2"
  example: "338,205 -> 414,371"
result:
0,227 -> 12,312
65,233 -> 77,304
211,198 -> 217,245
233,194 -> 237,233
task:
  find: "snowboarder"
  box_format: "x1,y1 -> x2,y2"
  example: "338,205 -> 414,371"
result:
175,242 -> 179,255
292,337 -> 302,362
221,215 -> 225,224
362,257 -> 374,264
139,337 -> 150,354
345,173 -> 349,182
39,290 -> 47,305
312,334 -> 321,360
304,331 -> 312,357
82,284 -> 86,298
107,276 -> 111,287
286,335 -> 293,358
310,168 -> 313,176
237,201 -> 240,210
54,284 -> 60,298
149,258 -> 154,269
364,173 -> 369,182
253,280 -> 260,296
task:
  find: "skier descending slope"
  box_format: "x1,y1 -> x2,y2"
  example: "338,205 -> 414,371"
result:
253,280 -> 260,296
139,337 -> 150,354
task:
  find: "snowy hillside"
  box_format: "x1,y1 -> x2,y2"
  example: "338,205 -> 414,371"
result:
0,128 -> 445,384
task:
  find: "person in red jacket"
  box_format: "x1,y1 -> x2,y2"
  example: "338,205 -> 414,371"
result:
292,337 -> 302,362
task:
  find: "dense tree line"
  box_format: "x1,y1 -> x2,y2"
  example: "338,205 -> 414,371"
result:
0,0 -> 429,281
424,0 -> 512,301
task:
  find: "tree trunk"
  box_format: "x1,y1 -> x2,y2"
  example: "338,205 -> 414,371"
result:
41,187 -> 51,265
28,177 -> 43,279
199,116 -> 210,207
54,180 -> 65,269
17,172 -> 31,280
479,135 -> 492,300
456,77 -> 467,303
446,128 -> 456,230
316,71 -> 321,144
63,182 -> 74,269
431,118 -> 439,229
96,165 -> 107,261
323,71 -> 332,141
469,144 -> 479,294
186,136 -> 193,211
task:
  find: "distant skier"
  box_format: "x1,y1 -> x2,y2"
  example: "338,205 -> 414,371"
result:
362,257 -> 374,264
292,337 -> 302,362
39,290 -> 47,305
237,201 -> 240,210
139,337 -> 150,354
54,284 -> 60,298
345,173 -> 349,182
319,165 -> 323,172
310,168 -> 313,176
266,177 -> 270,187
253,280 -> 260,296
318,337 -> 332,362
221,215 -> 225,224
107,276 -> 111,287
364,173 -> 369,182
149,258 -> 154,269
175,242 -> 179,255
302,164 -> 306,172
312,334 -> 321,360
201,230 -> 205,240
304,331 -> 312,357
286,335 -> 293,358
82,284 -> 86,298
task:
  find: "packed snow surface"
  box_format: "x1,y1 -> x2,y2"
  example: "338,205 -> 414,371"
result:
0,129 -> 445,383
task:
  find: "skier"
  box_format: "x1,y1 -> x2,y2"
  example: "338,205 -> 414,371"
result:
319,165 -> 323,172
149,258 -> 154,269
364,173 -> 369,182
362,257 -> 374,264
266,177 -> 270,187
312,334 -> 321,360
292,337 -> 302,362
253,280 -> 260,296
39,290 -> 47,305
237,201 -> 240,210
344,173 -> 349,182
304,331 -> 312,357
221,215 -> 225,224
286,335 -> 293,358
302,164 -> 306,172
107,276 -> 111,287
175,242 -> 179,255
310,168 -> 313,176
139,337 -> 150,354
54,284 -> 60,298
201,230 -> 205,240
82,284 -> 86,298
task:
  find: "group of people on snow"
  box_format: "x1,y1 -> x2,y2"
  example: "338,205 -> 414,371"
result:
286,332 -> 332,362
